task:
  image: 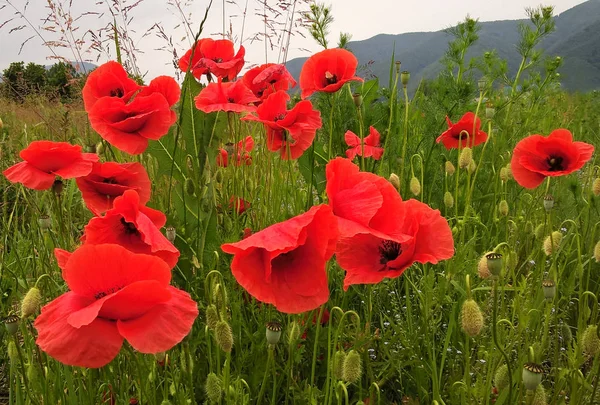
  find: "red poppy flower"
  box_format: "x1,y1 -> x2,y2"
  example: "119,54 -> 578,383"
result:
217,136 -> 254,167
345,126 -> 384,160
76,162 -> 151,215
194,81 -> 258,114
436,112 -> 488,150
3,141 -> 98,190
299,48 -> 363,99
325,158 -> 401,239
34,244 -> 198,368
336,198 -> 454,290
242,63 -> 297,101
242,91 -> 321,159
511,128 -> 594,189
82,61 -> 140,112
137,76 -> 181,108
82,190 -> 180,268
179,38 -> 245,81
221,204 -> 338,314
229,196 -> 250,214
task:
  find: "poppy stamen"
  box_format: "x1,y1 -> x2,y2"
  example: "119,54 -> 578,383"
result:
274,114 -> 286,121
120,218 -> 140,235
110,88 -> 124,98
378,240 -> 402,267
324,71 -> 338,85
547,156 -> 564,171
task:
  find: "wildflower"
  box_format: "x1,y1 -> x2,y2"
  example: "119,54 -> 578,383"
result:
542,231 -> 562,256
342,350 -> 362,384
205,372 -> 223,403
511,129 -> 594,189
82,190 -> 180,268
215,320 -> 234,353
344,126 -> 384,160
582,325 -> 600,356
242,63 -> 296,101
76,162 -> 151,215
221,205 -> 338,314
459,147 -> 473,169
299,48 -> 363,99
34,244 -> 198,368
228,196 -> 250,215
327,159 -> 454,289
461,299 -> 484,337
21,287 -> 42,318
242,91 -> 322,159
217,136 -> 254,167
179,38 -> 245,81
194,81 -> 258,114
409,176 -> 421,196
82,61 -> 140,111
436,112 -> 488,150
522,363 -> 543,391
265,321 -> 283,345
3,141 -> 98,190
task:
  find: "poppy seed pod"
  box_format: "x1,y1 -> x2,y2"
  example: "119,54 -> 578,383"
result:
266,321 -> 283,345
342,350 -> 362,384
486,253 -> 503,277
543,194 -> 554,212
215,320 -> 233,353
498,200 -> 509,217
443,191 -> 454,209
531,384 -> 547,405
206,304 -> 219,330
4,315 -> 19,335
7,341 -> 18,364
461,299 -> 484,337
205,372 -> 222,403
494,364 -> 509,391
485,106 -> 495,119
582,325 -> 600,356
38,215 -> 52,230
522,363 -> 543,391
445,161 -> 456,176
395,61 -> 401,73
478,78 -> 487,92
593,178 -> 600,196
388,173 -> 400,190
542,231 -> 562,256
459,147 -> 473,169
333,351 -> 346,380
165,226 -> 176,243
400,71 -> 410,87
542,279 -> 556,300
594,240 -> 600,263
409,177 -> 421,196
352,93 -> 363,108
21,287 -> 41,318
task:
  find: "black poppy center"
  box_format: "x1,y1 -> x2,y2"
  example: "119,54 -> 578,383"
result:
94,285 -> 123,300
378,240 -> 401,266
325,71 -> 338,85
214,58 -> 223,63
102,177 -> 117,184
453,130 -> 470,140
120,218 -> 139,235
547,156 -> 564,171
274,113 -> 286,121
110,88 -> 124,98
227,97 -> 235,103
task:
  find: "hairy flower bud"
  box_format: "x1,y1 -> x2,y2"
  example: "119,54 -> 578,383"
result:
205,372 -> 222,403
409,177 -> 421,196
531,384 -> 547,405
215,320 -> 233,353
534,224 -> 545,240
21,287 -> 41,318
582,325 -> 600,356
333,351 -> 346,380
445,161 -> 456,176
499,167 -> 510,183
478,252 -> 493,279
38,215 -> 52,230
287,321 -> 301,347
506,250 -> 517,272
459,147 -> 472,169
342,350 -> 362,384
542,231 -> 562,256
468,159 -> 477,174
185,178 -> 196,196
388,173 -> 400,190
7,341 -> 18,364
443,191 -> 454,208
206,304 -> 219,330
498,200 -> 509,217
494,364 -> 509,391
593,178 -> 600,196
461,299 -> 484,337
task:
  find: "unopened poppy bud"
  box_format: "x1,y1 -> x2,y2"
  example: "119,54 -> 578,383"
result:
534,224 -> 545,239
468,160 -> 477,174
95,142 -> 104,155
443,191 -> 454,208
266,321 -> 282,345
594,240 -> 600,263
477,252 -> 492,279
486,253 -> 503,277
543,194 -> 554,211
38,214 -> 52,230
445,161 -> 456,175
333,351 -> 346,380
205,372 -> 222,403
160,401 -> 173,405
206,304 -> 219,330
21,287 -> 41,318
486,106 -> 495,119
342,350 -> 362,384
0,117 -> 3,130
7,341 -> 18,365
52,179 -> 64,196
213,283 -> 228,308
215,320 -> 233,353
27,363 -> 38,385
542,279 -> 556,300
287,321 -> 301,346
352,93 -> 363,108
409,177 -> 421,196
155,351 -> 166,363
388,173 -> 400,190
400,71 -> 410,87
165,226 -> 176,243
499,167 -> 510,183
498,200 -> 509,217
593,178 -> 600,196
522,363 -> 543,391
532,384 -> 547,405
4,315 -> 19,335
461,299 -> 484,337
494,364 -> 509,391
185,178 -> 195,196
525,221 -> 534,234
542,231 -> 562,256
582,325 -> 600,356
459,147 -> 472,169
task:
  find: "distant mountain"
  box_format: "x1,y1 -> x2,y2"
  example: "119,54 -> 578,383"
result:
43,61 -> 97,73
285,0 -> 600,92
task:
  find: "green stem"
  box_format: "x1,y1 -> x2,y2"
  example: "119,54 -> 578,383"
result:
398,86 -> 410,193
257,347 -> 274,405
492,279 -> 513,402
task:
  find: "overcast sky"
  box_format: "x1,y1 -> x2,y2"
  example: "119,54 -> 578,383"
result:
0,0 -> 588,80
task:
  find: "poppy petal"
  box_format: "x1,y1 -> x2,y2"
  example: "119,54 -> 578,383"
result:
3,162 -> 56,190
